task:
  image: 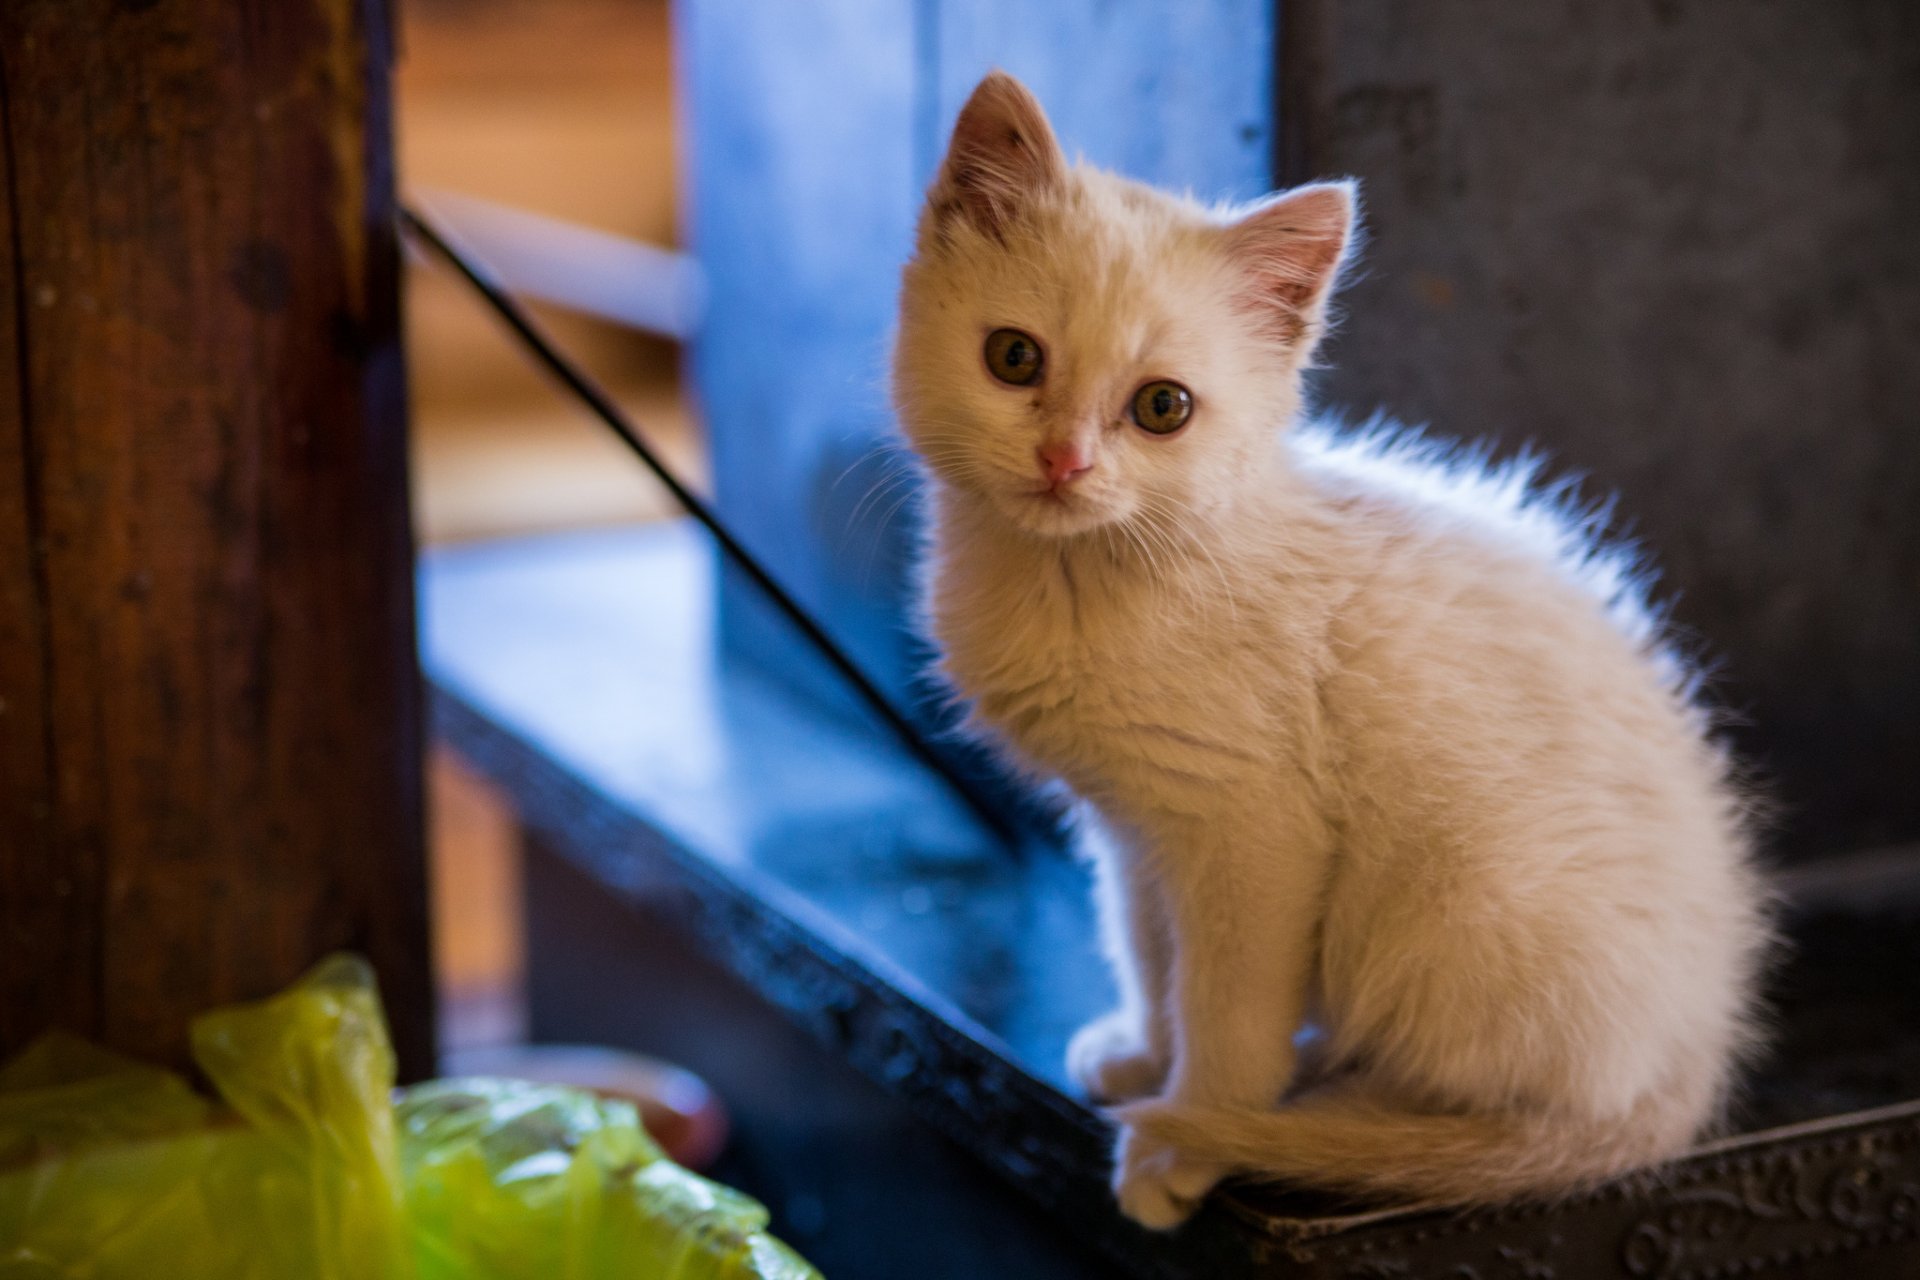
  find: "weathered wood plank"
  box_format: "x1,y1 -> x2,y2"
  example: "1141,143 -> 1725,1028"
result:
0,0 -> 432,1076
0,56 -> 84,1047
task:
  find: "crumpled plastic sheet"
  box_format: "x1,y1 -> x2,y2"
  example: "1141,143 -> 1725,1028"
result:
0,955 -> 820,1280
399,1078 -> 817,1280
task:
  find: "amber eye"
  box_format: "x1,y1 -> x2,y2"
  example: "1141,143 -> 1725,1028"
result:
1131,380 -> 1193,435
984,328 -> 1044,385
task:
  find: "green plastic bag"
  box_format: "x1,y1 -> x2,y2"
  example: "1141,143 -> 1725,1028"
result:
0,954 -> 411,1279
0,956 -> 820,1280
397,1079 -> 818,1280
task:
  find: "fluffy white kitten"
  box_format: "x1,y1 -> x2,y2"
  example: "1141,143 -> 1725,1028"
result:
892,72 -> 1770,1230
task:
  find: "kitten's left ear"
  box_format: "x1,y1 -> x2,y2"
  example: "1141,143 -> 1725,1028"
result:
1222,181 -> 1359,350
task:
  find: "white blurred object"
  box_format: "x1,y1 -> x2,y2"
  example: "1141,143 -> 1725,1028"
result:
412,188 -> 705,339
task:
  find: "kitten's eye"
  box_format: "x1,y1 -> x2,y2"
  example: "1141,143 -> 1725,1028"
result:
984,328 -> 1044,386
1131,380 -> 1193,435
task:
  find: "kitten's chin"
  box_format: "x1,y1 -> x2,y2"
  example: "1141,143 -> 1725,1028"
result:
996,488 -> 1124,539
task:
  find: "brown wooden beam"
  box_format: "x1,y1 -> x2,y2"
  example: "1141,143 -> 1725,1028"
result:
0,0 -> 432,1077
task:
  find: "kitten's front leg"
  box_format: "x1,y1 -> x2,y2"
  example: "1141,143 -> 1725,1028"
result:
1114,795 -> 1332,1228
1067,838 -> 1172,1103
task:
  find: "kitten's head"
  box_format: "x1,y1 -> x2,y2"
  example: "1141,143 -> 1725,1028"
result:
894,72 -> 1357,539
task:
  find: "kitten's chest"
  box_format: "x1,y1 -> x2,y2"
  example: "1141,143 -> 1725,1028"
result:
933,560 -> 1295,793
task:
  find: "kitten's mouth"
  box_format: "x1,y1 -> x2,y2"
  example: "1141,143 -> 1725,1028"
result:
1004,482 -> 1113,536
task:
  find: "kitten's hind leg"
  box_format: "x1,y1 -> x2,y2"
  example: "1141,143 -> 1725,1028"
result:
1112,1021 -> 1344,1214
1112,1106 -> 1235,1229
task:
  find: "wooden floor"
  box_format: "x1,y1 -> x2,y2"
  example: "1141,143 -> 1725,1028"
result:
397,0 -> 695,1054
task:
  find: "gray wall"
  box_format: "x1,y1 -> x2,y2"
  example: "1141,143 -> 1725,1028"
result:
1294,0 -> 1920,856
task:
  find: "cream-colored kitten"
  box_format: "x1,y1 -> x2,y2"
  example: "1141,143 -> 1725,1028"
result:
892,73 -> 1771,1230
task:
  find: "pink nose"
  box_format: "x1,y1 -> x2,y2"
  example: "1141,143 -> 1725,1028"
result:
1036,441 -> 1092,487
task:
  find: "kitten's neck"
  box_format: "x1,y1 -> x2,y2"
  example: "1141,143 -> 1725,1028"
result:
929,490 -> 1204,579
925,474 -> 1292,630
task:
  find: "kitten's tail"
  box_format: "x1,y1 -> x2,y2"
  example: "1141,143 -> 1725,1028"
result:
1121,1079 -> 1700,1206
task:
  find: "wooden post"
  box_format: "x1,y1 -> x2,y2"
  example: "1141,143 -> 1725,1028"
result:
0,0 -> 433,1077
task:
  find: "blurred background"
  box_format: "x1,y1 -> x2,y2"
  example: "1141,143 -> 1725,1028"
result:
405,0 -> 1920,1065
402,0 -> 694,546
398,0 -> 697,1054
405,0 -> 1919,1067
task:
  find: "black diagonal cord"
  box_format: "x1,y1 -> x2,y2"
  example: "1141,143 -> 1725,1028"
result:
399,202 -> 1022,853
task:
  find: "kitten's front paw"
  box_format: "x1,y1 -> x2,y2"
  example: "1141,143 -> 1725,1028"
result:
1111,1109 -> 1227,1231
1067,1012 -> 1166,1104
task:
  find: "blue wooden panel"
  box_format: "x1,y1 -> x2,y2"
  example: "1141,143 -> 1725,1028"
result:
932,1 -> 1276,200
679,0 -> 1278,706
678,0 -> 925,701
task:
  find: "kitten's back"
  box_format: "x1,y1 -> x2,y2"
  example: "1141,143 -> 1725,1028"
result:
1291,418 -> 1700,703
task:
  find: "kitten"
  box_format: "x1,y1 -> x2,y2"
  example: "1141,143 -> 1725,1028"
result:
892,72 -> 1771,1230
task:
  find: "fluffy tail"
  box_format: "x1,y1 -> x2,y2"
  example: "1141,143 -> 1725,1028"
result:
1121,1079 -> 1696,1206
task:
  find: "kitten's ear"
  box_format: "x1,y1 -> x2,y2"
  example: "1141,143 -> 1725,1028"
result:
1222,181 -> 1359,349
928,72 -> 1066,238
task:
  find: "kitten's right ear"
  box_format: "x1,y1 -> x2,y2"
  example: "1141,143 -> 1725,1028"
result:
927,72 -> 1065,238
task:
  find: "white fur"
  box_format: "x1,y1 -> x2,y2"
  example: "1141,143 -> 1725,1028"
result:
893,74 -> 1771,1230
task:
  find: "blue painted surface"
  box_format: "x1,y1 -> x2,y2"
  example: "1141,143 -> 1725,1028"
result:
679,0 -> 1279,707
677,0 -> 926,704
420,524 -> 1111,1083
930,3 -> 1276,201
